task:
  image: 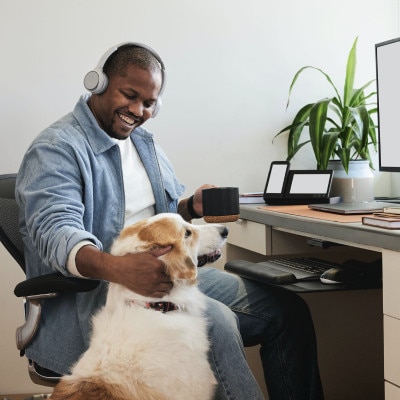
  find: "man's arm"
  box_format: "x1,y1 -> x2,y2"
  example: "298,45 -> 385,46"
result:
178,184 -> 215,221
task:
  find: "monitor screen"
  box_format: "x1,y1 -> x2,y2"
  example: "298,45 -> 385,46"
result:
375,37 -> 400,172
287,172 -> 332,195
283,170 -> 333,199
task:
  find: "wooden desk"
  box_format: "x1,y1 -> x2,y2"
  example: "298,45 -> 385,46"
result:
226,204 -> 400,400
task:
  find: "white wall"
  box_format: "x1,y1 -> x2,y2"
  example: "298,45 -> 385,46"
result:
1,0 -> 399,395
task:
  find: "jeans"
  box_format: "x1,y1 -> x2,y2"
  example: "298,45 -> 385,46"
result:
198,267 -> 324,400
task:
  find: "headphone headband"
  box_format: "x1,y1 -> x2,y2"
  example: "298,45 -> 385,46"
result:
84,42 -> 165,117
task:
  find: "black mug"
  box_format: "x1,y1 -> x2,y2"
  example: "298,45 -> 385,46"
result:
202,187 -> 240,223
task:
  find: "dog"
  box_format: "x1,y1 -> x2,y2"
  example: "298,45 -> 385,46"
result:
50,213 -> 228,400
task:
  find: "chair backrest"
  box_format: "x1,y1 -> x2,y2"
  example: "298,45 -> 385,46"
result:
0,174 -> 62,386
0,174 -> 25,272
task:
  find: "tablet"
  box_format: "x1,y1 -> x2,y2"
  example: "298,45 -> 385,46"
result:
283,170 -> 334,201
263,163 -> 334,205
263,161 -> 290,201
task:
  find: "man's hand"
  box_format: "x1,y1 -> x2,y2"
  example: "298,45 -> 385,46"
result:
192,184 -> 217,217
178,184 -> 217,221
112,246 -> 173,297
75,245 -> 173,298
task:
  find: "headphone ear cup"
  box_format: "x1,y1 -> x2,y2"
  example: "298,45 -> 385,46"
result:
84,67 -> 108,94
152,97 -> 162,118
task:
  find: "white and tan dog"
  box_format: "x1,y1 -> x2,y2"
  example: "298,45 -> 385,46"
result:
50,213 -> 228,400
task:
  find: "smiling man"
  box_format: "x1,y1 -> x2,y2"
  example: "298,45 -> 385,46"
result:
88,54 -> 163,139
16,43 -> 324,400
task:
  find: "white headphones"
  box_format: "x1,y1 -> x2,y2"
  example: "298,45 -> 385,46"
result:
83,42 -> 166,118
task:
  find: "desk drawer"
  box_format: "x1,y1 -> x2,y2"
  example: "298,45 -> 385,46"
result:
383,250 -> 400,319
385,381 -> 400,400
227,219 -> 271,255
384,315 -> 400,387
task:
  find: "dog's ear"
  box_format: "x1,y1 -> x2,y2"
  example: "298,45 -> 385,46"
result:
121,219 -> 173,249
163,247 -> 197,282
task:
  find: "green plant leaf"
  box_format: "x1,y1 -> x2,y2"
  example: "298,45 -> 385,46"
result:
367,111 -> 378,150
309,99 -> 331,165
349,80 -> 375,106
320,132 -> 340,169
343,37 -> 358,106
327,100 -> 344,127
286,140 -> 311,161
274,103 -> 313,160
338,148 -> 351,173
286,66 -> 341,109
349,105 -> 370,150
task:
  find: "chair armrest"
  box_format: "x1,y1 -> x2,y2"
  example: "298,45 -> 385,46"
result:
14,273 -> 100,351
14,272 -> 100,297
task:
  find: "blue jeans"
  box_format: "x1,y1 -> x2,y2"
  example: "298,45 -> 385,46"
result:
198,267 -> 324,400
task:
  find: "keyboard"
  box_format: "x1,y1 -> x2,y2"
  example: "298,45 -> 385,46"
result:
267,257 -> 339,276
225,257 -> 342,285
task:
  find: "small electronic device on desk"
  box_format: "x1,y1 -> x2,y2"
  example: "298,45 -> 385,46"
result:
375,196 -> 400,204
263,161 -> 337,205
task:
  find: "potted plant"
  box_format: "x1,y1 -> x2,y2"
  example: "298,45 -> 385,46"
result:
274,37 -> 378,174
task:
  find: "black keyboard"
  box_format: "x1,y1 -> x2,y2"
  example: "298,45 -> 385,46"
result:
268,257 -> 339,275
225,257 -> 342,285
225,257 -> 382,288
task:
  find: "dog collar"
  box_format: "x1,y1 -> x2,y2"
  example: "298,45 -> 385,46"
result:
125,299 -> 180,313
144,301 -> 180,313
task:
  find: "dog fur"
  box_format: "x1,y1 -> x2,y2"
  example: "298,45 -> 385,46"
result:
50,213 -> 228,400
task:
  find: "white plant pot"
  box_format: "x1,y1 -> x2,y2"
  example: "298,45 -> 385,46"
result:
327,160 -> 374,203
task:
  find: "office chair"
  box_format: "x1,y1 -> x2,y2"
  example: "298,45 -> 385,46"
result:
0,173 -> 100,387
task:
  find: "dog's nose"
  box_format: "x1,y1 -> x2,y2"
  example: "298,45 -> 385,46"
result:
220,226 -> 229,238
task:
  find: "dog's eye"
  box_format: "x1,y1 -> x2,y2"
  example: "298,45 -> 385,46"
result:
185,229 -> 192,238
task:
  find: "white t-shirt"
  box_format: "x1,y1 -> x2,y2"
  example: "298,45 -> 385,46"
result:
114,137 -> 156,226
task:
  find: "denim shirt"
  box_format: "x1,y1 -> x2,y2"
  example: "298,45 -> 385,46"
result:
15,95 -> 185,374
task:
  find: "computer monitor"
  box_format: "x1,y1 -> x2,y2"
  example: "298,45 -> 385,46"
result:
375,37 -> 400,172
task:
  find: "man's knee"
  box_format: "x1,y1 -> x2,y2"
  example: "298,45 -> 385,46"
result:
205,297 -> 240,336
